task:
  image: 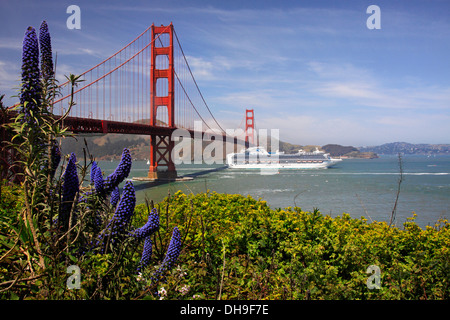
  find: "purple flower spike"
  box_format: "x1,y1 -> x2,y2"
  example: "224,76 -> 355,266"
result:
39,21 -> 54,82
93,166 -> 104,194
109,180 -> 136,237
59,153 -> 79,231
103,148 -> 132,194
90,161 -> 98,184
151,227 -> 181,282
130,208 -> 159,240
138,236 -> 153,272
110,186 -> 120,208
20,26 -> 41,123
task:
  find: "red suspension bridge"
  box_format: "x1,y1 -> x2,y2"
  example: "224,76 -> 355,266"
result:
3,23 -> 257,180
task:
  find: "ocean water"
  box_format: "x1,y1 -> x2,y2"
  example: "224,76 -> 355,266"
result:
97,155 -> 450,229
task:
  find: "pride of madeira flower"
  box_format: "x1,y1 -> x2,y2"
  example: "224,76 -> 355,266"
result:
92,164 -> 105,195
151,227 -> 182,283
103,148 -> 132,194
20,26 -> 41,124
93,180 -> 136,253
109,180 -> 136,238
137,236 -> 153,272
130,208 -> 160,240
39,21 -> 54,83
110,186 -> 120,208
59,153 -> 79,232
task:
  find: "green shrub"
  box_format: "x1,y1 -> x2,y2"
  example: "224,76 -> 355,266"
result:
133,191 -> 449,300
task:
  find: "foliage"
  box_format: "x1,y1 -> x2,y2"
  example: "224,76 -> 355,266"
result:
132,191 -> 449,300
1,20 -> 448,301
0,22 -> 181,300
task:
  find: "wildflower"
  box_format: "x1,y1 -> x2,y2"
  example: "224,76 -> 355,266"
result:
179,284 -> 190,296
177,266 -> 187,278
92,165 -> 104,194
39,21 -> 54,82
20,26 -> 41,124
103,148 -> 132,194
87,171 -> 135,253
90,161 -> 98,184
111,180 -> 135,229
59,153 -> 79,231
101,180 -> 136,248
151,227 -> 182,283
130,208 -> 159,240
137,236 -> 153,272
109,186 -> 120,208
158,286 -> 167,298
136,272 -> 145,282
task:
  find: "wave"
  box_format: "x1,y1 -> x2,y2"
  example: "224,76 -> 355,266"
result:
324,172 -> 449,176
253,188 -> 295,194
272,171 -> 450,177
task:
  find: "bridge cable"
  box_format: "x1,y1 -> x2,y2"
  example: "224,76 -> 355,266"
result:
173,28 -> 226,134
155,35 -> 213,132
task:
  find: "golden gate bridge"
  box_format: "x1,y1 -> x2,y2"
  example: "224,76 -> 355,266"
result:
2,23 -> 257,180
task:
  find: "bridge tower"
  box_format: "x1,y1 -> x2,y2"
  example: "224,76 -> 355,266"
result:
245,109 -> 255,146
148,23 -> 177,179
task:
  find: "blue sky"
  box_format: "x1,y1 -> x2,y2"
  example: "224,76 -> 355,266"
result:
1,0 -> 449,146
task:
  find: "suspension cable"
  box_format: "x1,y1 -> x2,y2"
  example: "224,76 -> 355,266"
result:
173,28 -> 226,133
155,33 -> 213,132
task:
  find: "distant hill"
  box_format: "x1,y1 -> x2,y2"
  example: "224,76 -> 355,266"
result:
359,142 -> 450,155
321,144 -> 378,159
60,134 -> 380,161
268,139 -> 377,158
322,144 -> 357,156
60,134 -> 150,161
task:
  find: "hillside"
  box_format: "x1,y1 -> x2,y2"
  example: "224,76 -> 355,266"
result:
60,133 -> 378,161
60,134 -> 150,161
359,142 -> 450,155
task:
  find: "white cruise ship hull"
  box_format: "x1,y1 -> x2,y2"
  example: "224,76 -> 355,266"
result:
226,147 -> 342,170
227,161 -> 337,169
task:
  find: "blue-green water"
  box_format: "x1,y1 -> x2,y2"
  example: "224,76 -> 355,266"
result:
97,155 -> 450,228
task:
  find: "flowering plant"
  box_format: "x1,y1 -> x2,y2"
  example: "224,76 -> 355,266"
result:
0,21 -> 182,299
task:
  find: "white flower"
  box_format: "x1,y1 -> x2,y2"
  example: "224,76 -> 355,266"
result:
179,284 -> 190,296
158,286 -> 167,297
136,272 -> 145,282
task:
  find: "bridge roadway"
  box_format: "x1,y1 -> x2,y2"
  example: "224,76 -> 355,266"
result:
63,115 -> 248,146
2,111 -> 247,144
1,111 -> 248,181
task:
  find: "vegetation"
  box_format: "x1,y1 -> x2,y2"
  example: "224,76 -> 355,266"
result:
322,144 -> 358,156
0,20 -> 448,301
2,184 -> 448,300
360,142 -> 450,155
132,191 -> 449,300
0,21 -> 181,300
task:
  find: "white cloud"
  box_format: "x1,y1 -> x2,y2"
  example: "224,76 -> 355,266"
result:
306,61 -> 450,111
184,55 -> 234,81
253,111 -> 450,146
0,60 -> 21,104
0,39 -> 21,50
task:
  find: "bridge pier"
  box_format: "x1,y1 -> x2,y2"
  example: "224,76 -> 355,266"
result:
147,168 -> 178,180
147,23 -> 178,180
148,160 -> 177,180
147,133 -> 178,180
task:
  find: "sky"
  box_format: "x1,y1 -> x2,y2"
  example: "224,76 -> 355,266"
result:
1,0 -> 449,146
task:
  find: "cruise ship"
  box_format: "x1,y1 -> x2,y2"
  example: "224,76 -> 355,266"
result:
226,147 -> 342,169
